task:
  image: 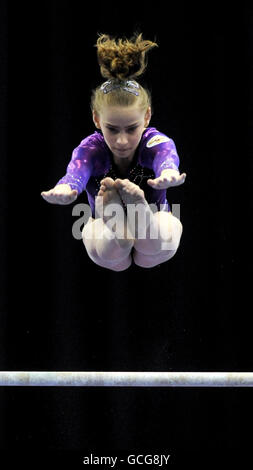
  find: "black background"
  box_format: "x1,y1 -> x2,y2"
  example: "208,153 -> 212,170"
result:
1,0 -> 253,466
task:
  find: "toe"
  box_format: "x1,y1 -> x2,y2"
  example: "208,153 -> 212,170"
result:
103,177 -> 115,189
124,180 -> 135,192
114,179 -> 124,188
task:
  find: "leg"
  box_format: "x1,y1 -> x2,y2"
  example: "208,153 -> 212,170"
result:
114,178 -> 183,268
133,211 -> 183,268
133,248 -> 177,268
82,177 -> 134,272
82,216 -> 133,272
134,210 -> 182,255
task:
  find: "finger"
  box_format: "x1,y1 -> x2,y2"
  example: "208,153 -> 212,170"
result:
41,190 -> 53,197
147,179 -> 158,186
173,177 -> 185,186
42,195 -> 56,204
41,192 -> 55,201
177,174 -> 186,184
148,182 -> 164,189
61,194 -> 76,203
151,181 -> 165,188
57,195 -> 73,204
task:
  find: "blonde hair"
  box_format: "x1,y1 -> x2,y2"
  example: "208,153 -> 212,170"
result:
91,33 -> 158,114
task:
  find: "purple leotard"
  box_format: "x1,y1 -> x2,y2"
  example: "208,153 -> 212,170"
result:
56,127 -> 180,217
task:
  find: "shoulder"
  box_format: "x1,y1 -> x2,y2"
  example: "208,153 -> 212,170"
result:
78,130 -> 106,150
75,131 -> 110,176
138,127 -> 179,171
142,127 -> 171,143
74,130 -> 109,161
141,127 -> 175,155
141,127 -> 172,149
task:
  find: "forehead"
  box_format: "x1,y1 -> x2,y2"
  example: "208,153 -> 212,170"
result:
100,105 -> 144,126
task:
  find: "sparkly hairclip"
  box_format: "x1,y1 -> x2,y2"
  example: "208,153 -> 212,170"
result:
123,80 -> 140,96
100,79 -> 140,96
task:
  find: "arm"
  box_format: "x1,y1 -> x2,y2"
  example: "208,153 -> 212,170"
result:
147,137 -> 186,189
41,136 -> 94,205
55,145 -> 92,194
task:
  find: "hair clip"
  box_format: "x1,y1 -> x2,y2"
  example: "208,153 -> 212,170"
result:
100,79 -> 140,96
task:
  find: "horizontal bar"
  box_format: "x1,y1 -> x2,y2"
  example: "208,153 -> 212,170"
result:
0,372 -> 253,387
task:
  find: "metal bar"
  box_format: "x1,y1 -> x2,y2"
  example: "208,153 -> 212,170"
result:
0,372 -> 253,387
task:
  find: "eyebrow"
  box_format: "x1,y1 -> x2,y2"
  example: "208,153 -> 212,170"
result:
105,122 -> 139,129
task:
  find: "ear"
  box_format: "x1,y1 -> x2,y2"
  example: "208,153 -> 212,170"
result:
92,110 -> 101,129
144,106 -> 151,126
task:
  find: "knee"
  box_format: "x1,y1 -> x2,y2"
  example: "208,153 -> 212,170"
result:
133,249 -> 177,268
82,218 -> 132,270
109,258 -> 132,271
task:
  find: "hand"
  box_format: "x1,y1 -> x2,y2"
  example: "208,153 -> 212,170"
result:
147,169 -> 186,190
41,184 -> 78,205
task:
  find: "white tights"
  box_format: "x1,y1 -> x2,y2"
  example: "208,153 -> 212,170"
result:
82,211 -> 183,271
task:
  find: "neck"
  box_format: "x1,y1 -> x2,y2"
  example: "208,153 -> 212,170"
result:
113,153 -> 134,173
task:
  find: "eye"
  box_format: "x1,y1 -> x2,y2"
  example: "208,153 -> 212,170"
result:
127,127 -> 138,133
107,127 -> 118,134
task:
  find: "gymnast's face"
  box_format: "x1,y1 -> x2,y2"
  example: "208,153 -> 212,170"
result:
93,105 -> 151,165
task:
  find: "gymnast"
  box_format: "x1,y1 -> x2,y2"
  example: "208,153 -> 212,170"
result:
41,33 -> 186,271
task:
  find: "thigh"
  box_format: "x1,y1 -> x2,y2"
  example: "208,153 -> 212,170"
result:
152,211 -> 182,249
82,217 -> 132,271
133,211 -> 183,267
82,217 -> 101,260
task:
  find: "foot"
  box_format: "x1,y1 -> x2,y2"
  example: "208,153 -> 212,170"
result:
97,177 -> 122,210
114,178 -> 147,207
114,179 -> 151,238
96,177 -> 134,243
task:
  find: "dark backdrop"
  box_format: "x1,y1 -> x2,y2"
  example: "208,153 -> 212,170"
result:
1,0 -> 253,466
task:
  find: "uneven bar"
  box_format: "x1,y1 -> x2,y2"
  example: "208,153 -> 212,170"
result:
0,372 -> 253,387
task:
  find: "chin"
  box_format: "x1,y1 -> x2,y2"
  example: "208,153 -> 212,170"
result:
118,153 -> 131,158
114,152 -> 129,158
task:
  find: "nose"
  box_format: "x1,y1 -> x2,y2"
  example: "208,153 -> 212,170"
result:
116,132 -> 128,147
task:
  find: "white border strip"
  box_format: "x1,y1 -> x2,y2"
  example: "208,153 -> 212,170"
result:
0,372 -> 252,387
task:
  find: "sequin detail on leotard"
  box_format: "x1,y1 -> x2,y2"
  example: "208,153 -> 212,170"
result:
56,127 -> 180,216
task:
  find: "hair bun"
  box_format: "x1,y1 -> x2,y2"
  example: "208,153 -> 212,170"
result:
95,33 -> 158,81
111,57 -> 128,77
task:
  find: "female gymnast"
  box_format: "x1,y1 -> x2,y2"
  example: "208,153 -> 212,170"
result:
41,33 -> 186,271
